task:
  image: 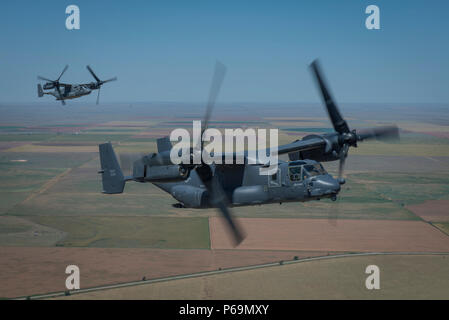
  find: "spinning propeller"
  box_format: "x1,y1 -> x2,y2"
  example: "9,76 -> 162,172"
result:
117,62 -> 244,246
310,60 -> 399,180
86,65 -> 117,105
194,61 -> 245,246
310,60 -> 399,223
38,65 -> 69,105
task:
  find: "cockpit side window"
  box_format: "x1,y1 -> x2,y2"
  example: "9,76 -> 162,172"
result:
289,165 -> 302,181
303,164 -> 326,177
302,167 -> 309,180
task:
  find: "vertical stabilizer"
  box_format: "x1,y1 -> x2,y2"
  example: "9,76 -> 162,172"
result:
98,143 -> 125,194
37,84 -> 44,97
157,136 -> 172,153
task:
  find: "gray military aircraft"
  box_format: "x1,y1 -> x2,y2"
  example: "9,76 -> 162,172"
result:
37,65 -> 117,105
98,60 -> 399,245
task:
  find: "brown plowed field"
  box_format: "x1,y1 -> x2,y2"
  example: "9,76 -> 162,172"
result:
58,254 -> 449,300
407,200 -> 449,222
0,247 -> 326,298
210,217 -> 449,252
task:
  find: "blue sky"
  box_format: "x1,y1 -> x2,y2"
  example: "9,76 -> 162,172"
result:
0,0 -> 448,104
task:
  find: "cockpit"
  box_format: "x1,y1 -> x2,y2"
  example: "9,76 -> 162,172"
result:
288,160 -> 327,181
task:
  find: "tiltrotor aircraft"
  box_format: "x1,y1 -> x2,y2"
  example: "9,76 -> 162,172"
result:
37,65 -> 117,105
98,60 -> 399,245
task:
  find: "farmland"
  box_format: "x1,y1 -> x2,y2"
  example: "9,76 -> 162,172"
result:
0,102 -> 448,299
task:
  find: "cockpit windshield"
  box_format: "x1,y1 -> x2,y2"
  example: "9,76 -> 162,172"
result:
289,163 -> 326,181
303,164 -> 326,177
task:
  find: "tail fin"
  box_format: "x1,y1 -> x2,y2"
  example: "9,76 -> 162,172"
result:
99,143 -> 125,194
37,84 -> 44,97
157,136 -> 172,153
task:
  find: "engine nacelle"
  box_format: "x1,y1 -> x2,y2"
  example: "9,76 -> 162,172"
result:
43,84 -> 55,90
171,185 -> 208,208
297,148 -> 340,163
289,133 -> 341,162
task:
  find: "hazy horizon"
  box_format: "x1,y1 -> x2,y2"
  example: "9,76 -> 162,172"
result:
1,0 -> 448,104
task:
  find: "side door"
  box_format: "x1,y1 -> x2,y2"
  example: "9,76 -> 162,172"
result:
285,165 -> 307,200
267,167 -> 283,201
268,168 -> 281,187
64,85 -> 72,97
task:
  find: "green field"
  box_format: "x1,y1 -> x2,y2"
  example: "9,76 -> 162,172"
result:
26,216 -> 210,249
350,172 -> 449,206
0,152 -> 96,214
0,151 -> 95,169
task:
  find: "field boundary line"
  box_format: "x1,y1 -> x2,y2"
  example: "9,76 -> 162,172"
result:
21,168 -> 73,204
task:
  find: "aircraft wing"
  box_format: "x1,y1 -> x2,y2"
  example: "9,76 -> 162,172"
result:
201,136 -> 326,165
276,137 -> 326,155
57,83 -> 72,88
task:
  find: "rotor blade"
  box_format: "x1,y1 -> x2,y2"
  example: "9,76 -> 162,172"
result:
57,65 -> 69,81
330,144 -> 348,226
86,65 -> 101,82
338,145 -> 347,180
310,60 -> 350,134
357,125 -> 400,142
102,77 -> 117,83
209,175 -> 245,246
37,76 -> 53,82
96,87 -> 101,105
55,85 -> 66,106
196,165 -> 245,246
214,195 -> 245,246
203,61 -> 227,135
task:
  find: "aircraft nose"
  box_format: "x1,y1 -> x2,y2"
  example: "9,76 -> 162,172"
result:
323,177 -> 341,193
310,175 -> 340,196
334,181 -> 341,192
